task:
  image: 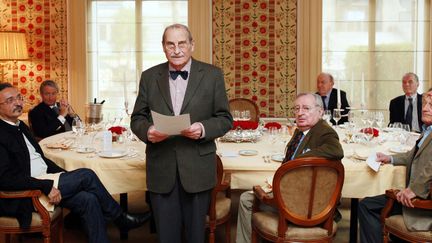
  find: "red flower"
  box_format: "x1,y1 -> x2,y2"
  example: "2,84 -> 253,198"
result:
264,122 -> 281,129
108,126 -> 126,135
360,128 -> 379,137
233,121 -> 259,130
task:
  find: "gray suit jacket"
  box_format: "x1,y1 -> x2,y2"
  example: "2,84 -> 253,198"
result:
393,132 -> 432,231
131,59 -> 233,194
289,119 -> 344,161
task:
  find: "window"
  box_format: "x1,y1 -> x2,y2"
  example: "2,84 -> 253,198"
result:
322,0 -> 430,111
87,0 -> 187,118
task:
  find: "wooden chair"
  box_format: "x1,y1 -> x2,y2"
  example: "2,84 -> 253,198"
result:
229,98 -> 259,122
251,157 -> 344,243
381,188 -> 432,243
206,155 -> 231,243
0,190 -> 64,243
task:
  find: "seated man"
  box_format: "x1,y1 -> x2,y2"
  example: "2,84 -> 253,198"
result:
389,72 -> 423,132
0,83 -> 150,243
316,72 -> 350,125
359,88 -> 432,243
29,80 -> 76,139
236,93 -> 344,243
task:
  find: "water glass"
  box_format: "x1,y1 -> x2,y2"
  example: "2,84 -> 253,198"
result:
233,110 -> 241,121
323,110 -> 331,124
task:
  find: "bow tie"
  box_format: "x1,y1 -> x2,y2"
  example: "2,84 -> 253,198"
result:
170,70 -> 188,80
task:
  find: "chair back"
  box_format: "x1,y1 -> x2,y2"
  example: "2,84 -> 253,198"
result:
272,157 -> 344,229
229,98 -> 259,122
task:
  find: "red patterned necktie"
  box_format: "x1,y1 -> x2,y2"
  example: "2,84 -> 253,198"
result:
283,131 -> 304,163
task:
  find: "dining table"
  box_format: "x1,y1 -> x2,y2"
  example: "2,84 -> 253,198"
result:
40,131 -> 146,239
40,126 -> 411,243
217,126 -> 410,243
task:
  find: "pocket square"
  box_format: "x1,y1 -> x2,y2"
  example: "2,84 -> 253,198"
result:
302,148 -> 311,154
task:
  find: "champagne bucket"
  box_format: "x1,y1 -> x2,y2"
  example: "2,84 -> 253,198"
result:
85,103 -> 103,124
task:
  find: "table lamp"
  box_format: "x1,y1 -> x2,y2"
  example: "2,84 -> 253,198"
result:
0,31 -> 29,83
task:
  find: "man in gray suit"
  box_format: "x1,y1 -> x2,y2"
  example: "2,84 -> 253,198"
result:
130,24 -> 233,243
236,93 -> 344,243
358,89 -> 432,243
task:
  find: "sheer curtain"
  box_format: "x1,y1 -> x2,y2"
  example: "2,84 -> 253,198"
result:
322,0 -> 431,113
87,0 -> 187,117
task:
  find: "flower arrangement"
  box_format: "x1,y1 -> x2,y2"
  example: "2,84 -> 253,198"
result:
264,122 -> 282,130
360,127 -> 379,137
232,121 -> 259,130
108,126 -> 127,142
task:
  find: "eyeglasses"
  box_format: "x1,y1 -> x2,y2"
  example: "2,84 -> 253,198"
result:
164,41 -> 190,52
0,94 -> 24,105
294,105 -> 319,114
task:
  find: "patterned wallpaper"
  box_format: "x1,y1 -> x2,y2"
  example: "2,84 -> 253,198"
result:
212,0 -> 297,118
0,0 -> 68,112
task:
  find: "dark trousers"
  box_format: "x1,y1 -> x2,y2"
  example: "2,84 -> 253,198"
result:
358,194 -> 402,243
149,174 -> 211,243
58,168 -> 122,243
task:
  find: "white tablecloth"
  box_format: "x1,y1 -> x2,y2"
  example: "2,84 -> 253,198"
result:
40,132 -> 147,195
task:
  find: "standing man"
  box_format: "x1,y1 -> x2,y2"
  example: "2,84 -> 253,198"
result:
389,72 -> 423,132
130,24 -> 233,243
236,93 -> 344,243
0,83 -> 150,243
29,80 -> 76,139
359,88 -> 432,243
316,72 -> 350,125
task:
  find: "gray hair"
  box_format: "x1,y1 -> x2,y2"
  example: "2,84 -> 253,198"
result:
403,72 -> 419,83
39,80 -> 58,94
162,23 -> 193,44
296,93 -> 324,109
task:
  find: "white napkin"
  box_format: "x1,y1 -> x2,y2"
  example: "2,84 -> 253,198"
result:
366,153 -> 380,172
218,151 -> 238,157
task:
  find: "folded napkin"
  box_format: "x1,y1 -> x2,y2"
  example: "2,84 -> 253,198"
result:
264,122 -> 282,129
232,121 -> 259,130
46,138 -> 73,149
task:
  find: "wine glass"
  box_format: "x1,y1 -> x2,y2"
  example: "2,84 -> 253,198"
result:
375,112 -> 384,130
233,110 -> 241,121
322,110 -> 332,124
242,110 -> 251,121
72,117 -> 84,135
333,109 -> 342,126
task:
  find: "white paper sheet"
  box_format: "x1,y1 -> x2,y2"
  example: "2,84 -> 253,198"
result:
366,153 -> 381,172
151,110 -> 191,135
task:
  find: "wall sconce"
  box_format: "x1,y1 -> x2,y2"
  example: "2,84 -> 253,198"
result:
0,31 -> 29,83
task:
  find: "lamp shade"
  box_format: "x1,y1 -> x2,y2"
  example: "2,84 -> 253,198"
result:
0,31 -> 28,61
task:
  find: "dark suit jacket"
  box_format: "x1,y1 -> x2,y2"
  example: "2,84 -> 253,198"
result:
317,88 -> 350,125
131,59 -> 233,194
28,102 -> 74,139
393,129 -> 432,231
0,119 -> 65,228
389,93 -> 423,131
285,119 -> 344,162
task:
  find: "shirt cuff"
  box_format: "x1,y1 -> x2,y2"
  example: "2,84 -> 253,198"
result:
198,122 -> 206,138
57,115 -> 66,124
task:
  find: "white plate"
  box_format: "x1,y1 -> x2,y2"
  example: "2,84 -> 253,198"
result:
76,147 -> 95,153
271,154 -> 285,162
98,149 -> 128,158
238,150 -> 258,156
389,146 -> 410,154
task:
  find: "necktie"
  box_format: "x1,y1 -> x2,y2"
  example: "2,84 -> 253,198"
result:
405,97 -> 413,129
170,70 -> 188,80
321,96 -> 327,110
408,133 -> 424,185
283,130 -> 304,163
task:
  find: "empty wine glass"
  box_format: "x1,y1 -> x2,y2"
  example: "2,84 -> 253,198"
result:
72,117 -> 84,136
375,112 -> 384,129
333,109 -> 342,126
233,110 -> 241,121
